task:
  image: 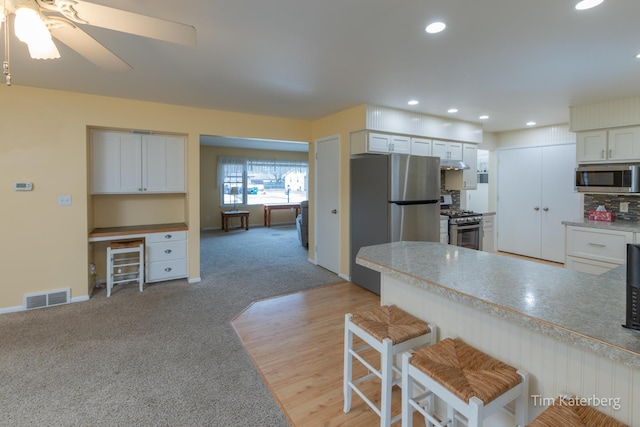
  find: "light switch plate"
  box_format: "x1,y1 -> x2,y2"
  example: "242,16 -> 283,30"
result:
58,195 -> 72,206
620,202 -> 629,213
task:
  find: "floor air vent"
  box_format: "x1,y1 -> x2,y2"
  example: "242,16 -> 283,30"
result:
24,289 -> 70,310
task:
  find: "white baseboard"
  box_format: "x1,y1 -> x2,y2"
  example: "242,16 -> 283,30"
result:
188,277 -> 201,284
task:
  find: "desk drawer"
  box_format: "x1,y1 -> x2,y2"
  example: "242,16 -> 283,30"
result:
147,241 -> 187,262
146,231 -> 187,244
147,259 -> 187,282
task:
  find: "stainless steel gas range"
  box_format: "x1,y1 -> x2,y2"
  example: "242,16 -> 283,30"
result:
440,194 -> 483,250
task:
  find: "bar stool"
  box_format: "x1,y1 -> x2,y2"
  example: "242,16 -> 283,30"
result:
402,337 -> 528,427
529,395 -> 627,427
106,240 -> 144,297
344,305 -> 437,427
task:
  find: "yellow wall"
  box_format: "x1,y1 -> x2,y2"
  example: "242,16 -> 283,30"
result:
200,145 -> 309,229
310,105 -> 367,276
0,84 -> 311,311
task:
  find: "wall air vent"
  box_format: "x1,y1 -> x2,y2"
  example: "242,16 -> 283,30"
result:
23,289 -> 70,310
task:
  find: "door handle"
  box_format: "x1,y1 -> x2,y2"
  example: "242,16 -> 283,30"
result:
534,207 -> 540,211
331,209 -> 337,214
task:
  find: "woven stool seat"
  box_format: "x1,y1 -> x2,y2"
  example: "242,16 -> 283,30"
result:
402,337 -> 528,427
344,305 -> 436,427
410,337 -> 522,405
529,396 -> 628,427
350,305 -> 432,344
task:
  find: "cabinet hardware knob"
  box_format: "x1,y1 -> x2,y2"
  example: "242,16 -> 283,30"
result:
164,267 -> 172,272
543,207 -> 549,212
534,207 -> 540,211
331,209 -> 337,214
165,235 -> 172,239
609,149 -> 613,158
164,249 -> 172,254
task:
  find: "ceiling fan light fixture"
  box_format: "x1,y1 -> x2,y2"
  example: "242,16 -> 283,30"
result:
14,7 -> 60,59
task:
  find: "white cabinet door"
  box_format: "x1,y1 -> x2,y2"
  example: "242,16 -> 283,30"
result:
368,133 -> 391,153
608,126 -> 640,161
462,144 -> 477,190
498,144 -> 580,263
576,130 -> 607,163
497,147 -> 543,258
390,135 -> 411,154
540,145 -> 581,262
411,138 -> 432,156
91,130 -> 142,194
91,130 -> 185,194
143,135 -> 186,193
433,140 -> 463,161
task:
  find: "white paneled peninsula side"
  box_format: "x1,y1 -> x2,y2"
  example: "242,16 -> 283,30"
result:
356,241 -> 640,426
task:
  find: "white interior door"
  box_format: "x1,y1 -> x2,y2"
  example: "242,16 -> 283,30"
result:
315,135 -> 340,274
497,147 -> 542,258
541,144 -> 581,263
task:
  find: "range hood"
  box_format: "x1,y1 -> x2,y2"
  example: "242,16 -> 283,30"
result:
440,159 -> 470,170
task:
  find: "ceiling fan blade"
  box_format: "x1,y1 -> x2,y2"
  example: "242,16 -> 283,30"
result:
68,1 -> 197,46
50,25 -> 132,72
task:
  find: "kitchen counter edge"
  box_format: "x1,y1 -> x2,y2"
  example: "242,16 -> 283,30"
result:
563,218 -> 640,233
356,241 -> 640,369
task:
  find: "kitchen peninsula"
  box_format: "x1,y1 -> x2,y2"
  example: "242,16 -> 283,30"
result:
356,241 -> 639,426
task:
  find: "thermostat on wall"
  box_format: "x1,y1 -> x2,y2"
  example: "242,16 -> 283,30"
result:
13,182 -> 33,191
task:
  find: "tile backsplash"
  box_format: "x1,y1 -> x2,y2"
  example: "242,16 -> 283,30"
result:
584,194 -> 640,222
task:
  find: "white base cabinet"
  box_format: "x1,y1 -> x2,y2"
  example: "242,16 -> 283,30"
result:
482,214 -> 495,252
440,218 -> 449,244
146,231 -> 188,282
564,225 -> 634,273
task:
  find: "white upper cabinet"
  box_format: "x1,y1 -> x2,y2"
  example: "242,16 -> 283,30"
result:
91,130 -> 186,194
350,131 -> 410,154
410,137 -> 432,156
432,140 -> 463,161
444,143 -> 478,190
577,127 -> 640,163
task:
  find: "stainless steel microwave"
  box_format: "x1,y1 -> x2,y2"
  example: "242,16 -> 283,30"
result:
575,165 -> 640,193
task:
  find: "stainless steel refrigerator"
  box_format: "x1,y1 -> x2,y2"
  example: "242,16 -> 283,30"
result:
350,154 -> 441,294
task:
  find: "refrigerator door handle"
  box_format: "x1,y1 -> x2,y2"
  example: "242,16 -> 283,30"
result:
390,199 -> 440,205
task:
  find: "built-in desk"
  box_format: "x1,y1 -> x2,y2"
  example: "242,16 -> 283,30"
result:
356,241 -> 639,425
89,223 -> 188,283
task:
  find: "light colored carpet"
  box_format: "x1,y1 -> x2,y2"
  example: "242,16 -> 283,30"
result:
0,225 -> 343,426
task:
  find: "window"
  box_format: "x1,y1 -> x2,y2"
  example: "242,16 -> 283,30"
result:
218,157 -> 308,207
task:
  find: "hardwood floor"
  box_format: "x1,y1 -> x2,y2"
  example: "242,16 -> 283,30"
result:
230,251 -> 561,426
231,282 -> 430,426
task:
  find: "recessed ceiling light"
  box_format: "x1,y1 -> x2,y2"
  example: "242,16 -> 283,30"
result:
636,53 -> 640,59
526,121 -> 537,126
575,0 -> 604,10
479,115 -> 489,120
447,108 -> 458,113
426,22 -> 446,34
408,100 -> 419,106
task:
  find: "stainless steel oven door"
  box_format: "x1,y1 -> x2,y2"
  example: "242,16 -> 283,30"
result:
450,223 -> 483,251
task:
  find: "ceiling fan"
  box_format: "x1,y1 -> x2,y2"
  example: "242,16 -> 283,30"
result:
1,0 -> 197,84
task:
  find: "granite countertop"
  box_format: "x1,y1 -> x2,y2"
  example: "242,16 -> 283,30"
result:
356,241 -> 640,369
563,217 -> 640,233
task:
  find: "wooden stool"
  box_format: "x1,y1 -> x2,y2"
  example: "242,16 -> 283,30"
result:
529,395 -> 627,427
344,305 -> 436,427
402,337 -> 528,427
107,240 -> 144,297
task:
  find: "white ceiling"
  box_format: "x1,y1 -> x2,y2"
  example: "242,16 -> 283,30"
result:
5,0 -> 640,136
